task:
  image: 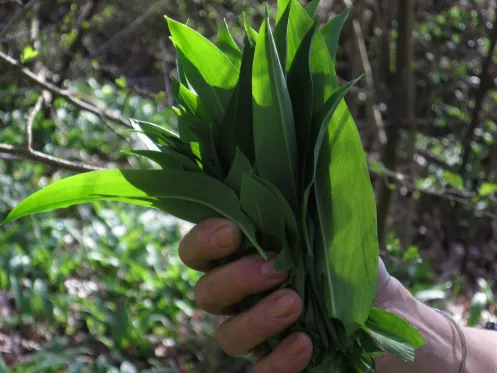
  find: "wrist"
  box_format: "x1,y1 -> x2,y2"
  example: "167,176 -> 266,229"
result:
375,278 -> 465,373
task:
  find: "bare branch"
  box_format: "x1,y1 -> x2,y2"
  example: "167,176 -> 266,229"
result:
0,50 -> 131,128
0,143 -> 104,173
458,19 -> 497,175
342,0 -> 387,146
97,0 -> 169,53
0,0 -> 39,39
25,95 -> 44,150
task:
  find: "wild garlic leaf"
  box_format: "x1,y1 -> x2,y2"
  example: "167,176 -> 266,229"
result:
215,19 -> 242,70
171,78 -> 211,122
273,1 -> 291,71
366,308 -> 425,350
243,12 -> 258,45
305,0 -> 320,18
224,148 -> 252,194
2,169 -> 267,259
166,17 -> 239,124
320,7 -> 351,63
276,0 -> 291,22
286,0 -> 315,72
127,149 -> 200,172
252,6 -> 299,214
219,35 -> 255,170
129,119 -> 160,152
240,173 -> 285,249
287,22 -> 316,178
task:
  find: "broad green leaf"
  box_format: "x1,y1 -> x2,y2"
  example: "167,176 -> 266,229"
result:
2,169 -> 267,259
243,12 -> 258,45
320,7 -> 350,63
287,22 -> 316,176
286,0 -> 315,71
277,0 -> 291,22
166,17 -> 239,124
127,149 -> 200,172
301,78 -> 361,252
252,7 -> 299,214
215,20 -> 242,70
219,35 -> 256,169
171,78 -> 211,122
310,32 -> 336,113
274,233 -> 295,272
225,147 -> 253,194
240,174 -> 285,250
305,0 -> 320,17
274,1 -> 291,71
367,308 -> 425,349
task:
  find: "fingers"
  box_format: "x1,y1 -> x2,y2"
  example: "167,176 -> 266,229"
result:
178,218 -> 241,271
216,289 -> 302,357
194,253 -> 289,314
253,333 -> 313,373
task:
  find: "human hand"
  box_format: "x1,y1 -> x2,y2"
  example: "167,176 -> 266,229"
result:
178,218 -> 401,373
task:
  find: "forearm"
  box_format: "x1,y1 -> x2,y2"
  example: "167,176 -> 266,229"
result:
376,277 -> 497,373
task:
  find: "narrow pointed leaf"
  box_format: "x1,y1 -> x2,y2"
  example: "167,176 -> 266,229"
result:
128,149 -> 200,172
305,0 -> 320,17
320,7 -> 350,63
286,0 -> 315,72
252,7 -> 299,213
240,174 -> 285,248
215,20 -> 242,70
243,13 -> 258,45
273,1 -> 291,71
276,0 -> 291,22
166,17 -> 239,124
171,78 -> 211,122
2,169 -> 267,259
225,148 -> 252,194
219,35 -> 255,169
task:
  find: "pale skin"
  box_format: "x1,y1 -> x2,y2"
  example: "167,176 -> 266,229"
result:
178,218 -> 497,373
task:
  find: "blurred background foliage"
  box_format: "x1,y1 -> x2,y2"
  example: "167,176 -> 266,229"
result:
0,0 -> 496,372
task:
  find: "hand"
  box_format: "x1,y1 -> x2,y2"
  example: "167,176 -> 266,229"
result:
178,218 -> 401,373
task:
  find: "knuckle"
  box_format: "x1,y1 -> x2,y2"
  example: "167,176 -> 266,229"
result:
193,275 -> 212,311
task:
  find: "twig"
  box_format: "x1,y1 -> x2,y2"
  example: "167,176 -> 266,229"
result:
0,0 -> 39,38
159,37 -> 173,107
97,0 -> 168,53
342,0 -> 387,146
0,50 -> 131,128
0,143 -> 104,173
458,19 -> 497,174
25,94 -> 44,149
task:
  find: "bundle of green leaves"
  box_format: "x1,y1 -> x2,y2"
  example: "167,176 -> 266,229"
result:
2,0 -> 425,371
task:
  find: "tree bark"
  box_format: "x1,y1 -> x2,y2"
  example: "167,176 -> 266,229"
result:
377,0 -> 414,250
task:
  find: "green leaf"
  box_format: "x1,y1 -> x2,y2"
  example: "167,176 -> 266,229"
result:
274,0 -> 291,71
286,0 -> 315,72
166,17 -> 239,124
252,6 -> 299,214
127,149 -> 200,172
302,77 -> 362,253
225,148 -> 253,194
305,0 -> 320,17
320,7 -> 350,63
20,45 -> 38,63
243,12 -> 258,45
215,20 -> 242,70
479,182 -> 497,197
171,78 -> 211,122
219,35 -> 256,169
240,174 -> 285,249
277,0 -> 291,22
366,308 -> 425,363
2,169 -> 267,259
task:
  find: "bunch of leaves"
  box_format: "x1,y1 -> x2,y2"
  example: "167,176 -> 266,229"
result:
2,1 -> 425,371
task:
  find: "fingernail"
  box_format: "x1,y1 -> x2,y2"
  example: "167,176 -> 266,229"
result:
288,336 -> 307,357
212,225 -> 235,249
270,295 -> 295,319
261,260 -> 286,278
